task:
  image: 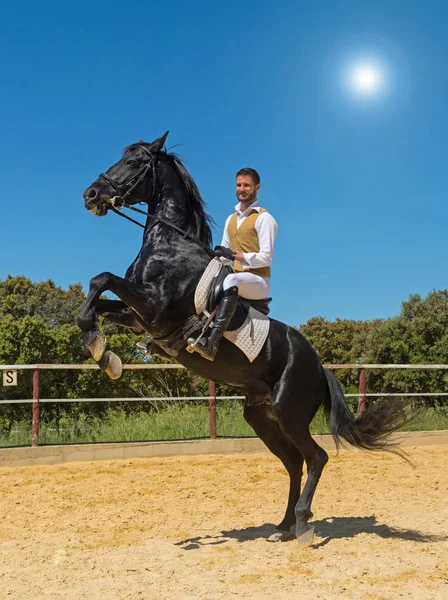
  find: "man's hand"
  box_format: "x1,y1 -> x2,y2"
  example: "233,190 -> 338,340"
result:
214,245 -> 236,261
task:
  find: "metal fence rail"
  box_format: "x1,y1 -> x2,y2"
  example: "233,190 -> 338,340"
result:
2,392 -> 448,406
0,395 -> 246,404
1,363 -> 447,447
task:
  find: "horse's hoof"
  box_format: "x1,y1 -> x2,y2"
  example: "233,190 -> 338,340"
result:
136,341 -> 149,354
87,331 -> 106,361
99,350 -> 122,380
296,525 -> 315,547
267,530 -> 294,543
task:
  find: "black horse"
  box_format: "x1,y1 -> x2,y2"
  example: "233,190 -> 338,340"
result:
78,132 -> 407,545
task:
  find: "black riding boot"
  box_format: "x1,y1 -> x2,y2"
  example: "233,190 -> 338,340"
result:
195,286 -> 239,361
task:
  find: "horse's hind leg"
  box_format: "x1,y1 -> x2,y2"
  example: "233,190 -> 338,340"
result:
286,427 -> 328,546
273,368 -> 329,546
276,418 -> 329,545
243,402 -> 304,541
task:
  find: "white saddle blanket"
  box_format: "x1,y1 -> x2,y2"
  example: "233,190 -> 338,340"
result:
194,258 -> 270,362
194,257 -> 223,315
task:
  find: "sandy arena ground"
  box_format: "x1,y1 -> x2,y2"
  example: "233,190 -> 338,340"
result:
0,445 -> 447,600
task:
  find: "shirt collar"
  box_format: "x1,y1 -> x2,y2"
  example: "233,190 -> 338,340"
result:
235,200 -> 261,216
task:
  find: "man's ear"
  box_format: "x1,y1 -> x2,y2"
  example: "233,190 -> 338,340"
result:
255,183 -> 261,193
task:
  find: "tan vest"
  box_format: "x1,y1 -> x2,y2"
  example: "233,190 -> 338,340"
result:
227,207 -> 271,277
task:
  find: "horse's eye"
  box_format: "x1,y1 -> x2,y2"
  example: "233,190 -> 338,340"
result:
126,160 -> 139,168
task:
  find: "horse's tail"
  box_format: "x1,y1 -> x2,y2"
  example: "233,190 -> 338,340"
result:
323,368 -> 409,453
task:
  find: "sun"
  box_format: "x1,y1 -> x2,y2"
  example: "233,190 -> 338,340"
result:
350,64 -> 383,94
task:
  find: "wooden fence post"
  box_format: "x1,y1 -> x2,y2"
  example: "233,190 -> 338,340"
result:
208,380 -> 217,439
358,368 -> 366,414
31,368 -> 40,447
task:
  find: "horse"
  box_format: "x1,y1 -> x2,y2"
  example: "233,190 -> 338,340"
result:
78,131 -> 408,545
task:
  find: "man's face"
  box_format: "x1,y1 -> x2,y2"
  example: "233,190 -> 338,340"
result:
236,175 -> 260,205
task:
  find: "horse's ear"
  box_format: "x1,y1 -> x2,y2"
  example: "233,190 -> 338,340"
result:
148,131 -> 169,153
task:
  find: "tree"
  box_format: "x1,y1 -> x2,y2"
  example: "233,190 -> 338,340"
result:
298,316 -> 376,392
363,291 -> 448,403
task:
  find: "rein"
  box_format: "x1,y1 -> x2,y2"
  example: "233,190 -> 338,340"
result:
99,160 -> 215,258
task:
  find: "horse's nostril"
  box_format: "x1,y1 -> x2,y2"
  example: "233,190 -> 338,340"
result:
87,188 -> 98,200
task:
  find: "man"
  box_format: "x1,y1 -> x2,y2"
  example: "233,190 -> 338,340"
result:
195,167 -> 278,361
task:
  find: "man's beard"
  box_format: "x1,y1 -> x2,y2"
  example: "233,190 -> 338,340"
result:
237,190 -> 257,204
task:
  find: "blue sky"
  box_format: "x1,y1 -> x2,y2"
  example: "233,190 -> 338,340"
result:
1,0 -> 447,327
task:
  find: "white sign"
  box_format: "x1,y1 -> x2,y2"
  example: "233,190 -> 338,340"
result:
3,370 -> 17,386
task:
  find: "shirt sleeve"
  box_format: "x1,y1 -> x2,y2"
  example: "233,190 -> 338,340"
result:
218,215 -> 233,264
221,216 -> 232,247
241,212 -> 278,270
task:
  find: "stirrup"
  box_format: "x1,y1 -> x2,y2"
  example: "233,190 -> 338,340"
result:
187,336 -> 217,361
186,308 -> 217,355
186,335 -> 216,360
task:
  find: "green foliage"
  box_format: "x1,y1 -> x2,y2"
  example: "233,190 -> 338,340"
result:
298,316 -> 376,392
362,290 -> 448,401
0,275 -> 82,322
299,290 -> 448,407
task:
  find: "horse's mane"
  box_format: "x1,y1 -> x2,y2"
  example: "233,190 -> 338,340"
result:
163,151 -> 214,247
123,143 -> 214,247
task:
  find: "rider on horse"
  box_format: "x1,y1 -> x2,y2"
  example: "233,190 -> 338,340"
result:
194,167 -> 278,361
81,137 -> 411,545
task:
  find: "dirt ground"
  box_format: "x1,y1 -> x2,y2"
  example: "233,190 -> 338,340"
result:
0,445 -> 447,600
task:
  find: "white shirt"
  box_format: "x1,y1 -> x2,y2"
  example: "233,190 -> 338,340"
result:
221,201 -> 278,272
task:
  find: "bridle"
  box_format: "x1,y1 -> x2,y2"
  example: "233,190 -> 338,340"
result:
99,157 -> 157,209
98,156 -> 215,258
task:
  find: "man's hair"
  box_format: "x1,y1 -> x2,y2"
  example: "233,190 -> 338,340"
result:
236,167 -> 260,185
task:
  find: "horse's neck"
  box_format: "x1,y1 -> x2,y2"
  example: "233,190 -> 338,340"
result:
145,162 -> 192,234
141,162 -> 209,260
134,173 -> 210,276
131,159 -> 211,298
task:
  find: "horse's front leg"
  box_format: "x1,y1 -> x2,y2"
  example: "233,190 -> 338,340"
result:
96,299 -> 146,332
78,272 -> 151,379
96,299 -> 173,360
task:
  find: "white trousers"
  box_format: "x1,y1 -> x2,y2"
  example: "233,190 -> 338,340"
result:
223,272 -> 270,300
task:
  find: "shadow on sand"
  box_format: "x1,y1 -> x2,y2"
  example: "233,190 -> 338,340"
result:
175,515 -> 446,550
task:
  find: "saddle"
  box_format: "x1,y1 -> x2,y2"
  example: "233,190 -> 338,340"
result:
207,265 -> 272,332
153,258 -> 272,359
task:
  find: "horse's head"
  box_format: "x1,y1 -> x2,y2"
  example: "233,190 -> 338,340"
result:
83,132 -> 169,216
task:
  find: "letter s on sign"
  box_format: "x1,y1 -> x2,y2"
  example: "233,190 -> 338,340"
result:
3,370 -> 18,386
